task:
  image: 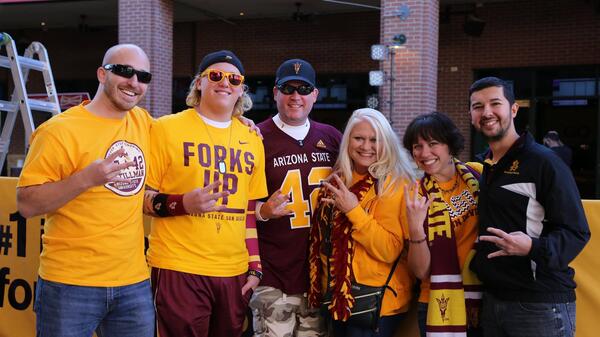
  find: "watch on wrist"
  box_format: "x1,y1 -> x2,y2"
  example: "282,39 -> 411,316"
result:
248,269 -> 263,280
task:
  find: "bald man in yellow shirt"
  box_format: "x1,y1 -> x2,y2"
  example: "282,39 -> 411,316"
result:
17,44 -> 155,337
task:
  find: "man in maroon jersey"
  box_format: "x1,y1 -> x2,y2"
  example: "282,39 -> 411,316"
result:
249,59 -> 342,337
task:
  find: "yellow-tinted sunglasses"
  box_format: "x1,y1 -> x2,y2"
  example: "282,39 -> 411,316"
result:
200,69 -> 245,87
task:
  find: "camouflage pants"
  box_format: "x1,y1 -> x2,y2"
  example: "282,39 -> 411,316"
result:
249,286 -> 326,337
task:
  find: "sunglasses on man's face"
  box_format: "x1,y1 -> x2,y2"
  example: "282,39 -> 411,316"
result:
200,69 -> 245,87
277,83 -> 315,96
103,64 -> 152,84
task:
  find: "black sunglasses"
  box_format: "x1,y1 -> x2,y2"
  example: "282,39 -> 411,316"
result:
103,64 -> 152,84
277,83 -> 315,96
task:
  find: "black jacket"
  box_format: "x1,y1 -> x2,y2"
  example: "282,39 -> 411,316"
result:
470,132 -> 590,303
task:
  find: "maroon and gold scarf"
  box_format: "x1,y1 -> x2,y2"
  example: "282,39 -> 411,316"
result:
308,173 -> 376,321
421,160 -> 481,336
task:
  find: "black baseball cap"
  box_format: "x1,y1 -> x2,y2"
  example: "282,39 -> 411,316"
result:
198,50 -> 245,75
275,59 -> 316,87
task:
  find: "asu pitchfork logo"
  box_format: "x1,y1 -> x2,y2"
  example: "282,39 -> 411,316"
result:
436,293 -> 450,322
504,160 -> 520,175
294,62 -> 301,74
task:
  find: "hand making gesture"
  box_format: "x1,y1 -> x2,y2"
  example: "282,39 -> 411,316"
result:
403,180 -> 431,240
480,227 -> 532,258
80,147 -> 135,187
259,190 -> 293,219
321,173 -> 359,213
183,181 -> 230,214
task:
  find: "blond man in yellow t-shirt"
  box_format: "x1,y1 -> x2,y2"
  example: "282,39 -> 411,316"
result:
17,45 -> 155,337
143,50 -> 268,337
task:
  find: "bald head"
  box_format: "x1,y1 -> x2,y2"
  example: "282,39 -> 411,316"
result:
88,43 -> 151,116
102,44 -> 150,71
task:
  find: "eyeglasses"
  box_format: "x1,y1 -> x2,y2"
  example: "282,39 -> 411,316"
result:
103,64 -> 152,84
200,69 -> 245,87
276,83 -> 315,96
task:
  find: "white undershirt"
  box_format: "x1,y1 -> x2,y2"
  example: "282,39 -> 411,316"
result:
199,114 -> 232,128
272,113 -> 310,140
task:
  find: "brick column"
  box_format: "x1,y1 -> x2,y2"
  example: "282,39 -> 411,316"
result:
119,0 -> 173,117
380,0 -> 439,136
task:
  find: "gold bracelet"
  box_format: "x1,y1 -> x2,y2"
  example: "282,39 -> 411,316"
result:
409,237 -> 427,244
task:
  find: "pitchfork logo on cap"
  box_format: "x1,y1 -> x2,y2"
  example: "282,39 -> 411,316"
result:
294,62 -> 302,74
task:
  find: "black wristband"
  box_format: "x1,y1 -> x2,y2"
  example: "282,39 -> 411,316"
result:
152,193 -> 170,217
248,269 -> 263,280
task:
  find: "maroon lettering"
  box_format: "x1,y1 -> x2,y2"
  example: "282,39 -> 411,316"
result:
200,169 -> 239,206
212,171 -> 221,193
184,142 -> 254,174
230,149 -> 242,173
244,152 -> 255,175
222,173 -> 238,205
203,169 -> 211,188
183,142 -> 195,166
197,144 -> 211,167
215,146 -> 226,171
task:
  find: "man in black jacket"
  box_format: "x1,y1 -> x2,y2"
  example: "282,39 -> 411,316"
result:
468,77 -> 590,337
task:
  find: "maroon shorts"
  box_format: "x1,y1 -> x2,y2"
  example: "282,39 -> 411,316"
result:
151,268 -> 252,337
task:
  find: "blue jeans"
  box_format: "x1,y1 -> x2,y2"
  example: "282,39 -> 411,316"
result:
331,313 -> 405,337
35,277 -> 155,337
481,292 -> 576,337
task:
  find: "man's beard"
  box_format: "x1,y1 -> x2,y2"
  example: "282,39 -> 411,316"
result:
480,118 -> 509,142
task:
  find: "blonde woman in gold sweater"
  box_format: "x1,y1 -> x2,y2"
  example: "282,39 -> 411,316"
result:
308,108 -> 415,337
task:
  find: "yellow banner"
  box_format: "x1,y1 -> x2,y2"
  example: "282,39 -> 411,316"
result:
572,200 -> 600,337
0,177 -> 151,337
0,175 -> 598,337
0,177 -> 41,337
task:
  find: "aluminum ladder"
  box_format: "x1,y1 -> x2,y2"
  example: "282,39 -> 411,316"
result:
0,32 -> 60,171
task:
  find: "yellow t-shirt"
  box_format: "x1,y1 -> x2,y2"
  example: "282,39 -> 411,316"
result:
146,108 -> 268,277
346,174 -> 413,316
17,103 -> 153,286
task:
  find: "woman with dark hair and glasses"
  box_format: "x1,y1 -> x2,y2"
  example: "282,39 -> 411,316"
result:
309,108 -> 416,337
402,112 -> 482,337
143,50 -> 267,337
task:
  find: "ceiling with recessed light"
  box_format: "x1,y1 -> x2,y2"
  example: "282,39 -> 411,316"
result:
0,0 -> 526,30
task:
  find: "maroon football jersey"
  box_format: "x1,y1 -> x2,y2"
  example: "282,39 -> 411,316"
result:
257,118 -> 341,294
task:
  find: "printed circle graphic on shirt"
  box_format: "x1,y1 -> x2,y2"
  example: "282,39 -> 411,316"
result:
104,140 -> 146,196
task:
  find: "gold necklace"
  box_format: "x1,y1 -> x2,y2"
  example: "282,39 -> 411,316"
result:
200,115 -> 233,174
437,170 -> 459,194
